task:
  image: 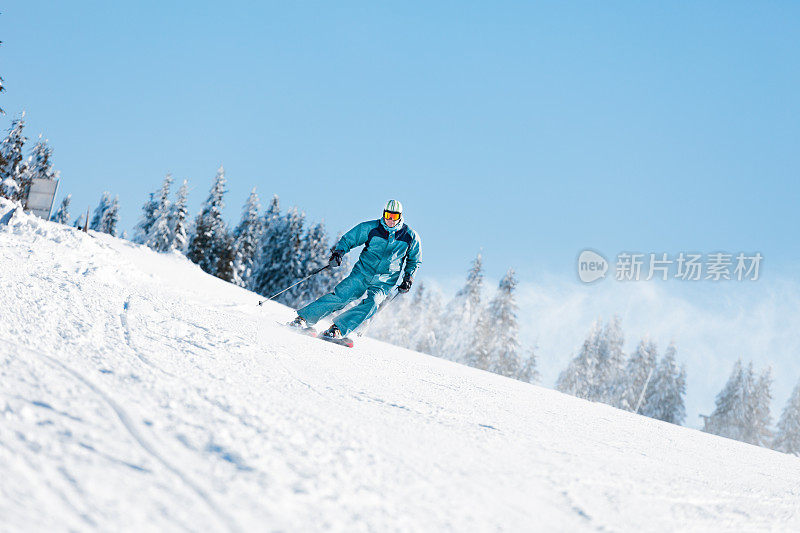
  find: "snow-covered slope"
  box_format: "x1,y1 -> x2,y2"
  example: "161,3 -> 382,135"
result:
2,200 -> 799,532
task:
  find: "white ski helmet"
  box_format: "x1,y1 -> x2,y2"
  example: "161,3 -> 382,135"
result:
384,199 -> 403,216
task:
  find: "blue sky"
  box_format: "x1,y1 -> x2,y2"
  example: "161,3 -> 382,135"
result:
3,2 -> 799,421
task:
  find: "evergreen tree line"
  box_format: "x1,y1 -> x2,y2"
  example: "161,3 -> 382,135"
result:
373,256 -> 800,457
702,359 -> 800,456
0,112 -> 98,231
556,318 -> 687,424
51,190 -> 122,235
38,158 -> 346,308
8,112 -> 800,457
133,166 -> 347,308
369,253 -> 540,385
0,112 -> 60,205
555,317 -> 800,456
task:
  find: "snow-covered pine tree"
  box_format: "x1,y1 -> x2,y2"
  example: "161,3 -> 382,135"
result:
231,188 -> 264,288
370,288 -> 413,347
371,279 -> 443,351
89,192 -> 119,236
436,253 -> 484,363
297,220 -> 330,303
746,367 -> 773,447
0,170 -> 17,199
25,135 -> 57,177
24,135 -> 59,200
250,195 -> 282,295
617,338 -> 659,412
411,281 -> 442,354
90,193 -> 111,231
703,359 -> 745,438
640,342 -> 686,424
483,269 -> 522,378
187,166 -> 230,276
215,232 -> 236,282
464,314 -> 490,370
0,112 -> 27,201
99,194 -> 119,236
557,315 -> 626,403
18,138 -> 56,207
133,190 -> 159,244
517,347 -> 540,384
171,180 -> 190,253
250,205 -> 305,302
594,315 -> 626,404
50,194 -> 71,225
703,360 -> 772,446
145,174 -> 174,252
275,208 -> 306,307
556,320 -> 602,400
773,378 -> 800,455
73,213 -> 86,230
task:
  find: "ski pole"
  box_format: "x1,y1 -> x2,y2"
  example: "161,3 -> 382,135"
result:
257,264 -> 330,306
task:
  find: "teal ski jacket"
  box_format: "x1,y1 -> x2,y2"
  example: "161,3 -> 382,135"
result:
333,218 -> 422,285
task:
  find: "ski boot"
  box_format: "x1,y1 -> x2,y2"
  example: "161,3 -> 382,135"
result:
285,315 -> 317,337
320,324 -> 354,348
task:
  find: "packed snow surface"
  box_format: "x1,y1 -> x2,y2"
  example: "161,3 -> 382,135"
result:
2,200 -> 799,532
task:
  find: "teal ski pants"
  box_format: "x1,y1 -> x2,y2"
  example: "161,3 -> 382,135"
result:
297,271 -> 394,336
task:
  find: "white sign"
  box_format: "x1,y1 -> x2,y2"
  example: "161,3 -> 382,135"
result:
25,178 -> 59,220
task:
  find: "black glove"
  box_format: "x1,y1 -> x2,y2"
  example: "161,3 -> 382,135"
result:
398,275 -> 413,293
328,250 -> 342,267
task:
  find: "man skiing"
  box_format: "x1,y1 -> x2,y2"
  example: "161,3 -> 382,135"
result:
289,199 -> 421,343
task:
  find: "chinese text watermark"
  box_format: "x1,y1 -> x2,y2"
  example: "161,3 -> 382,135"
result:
578,250 -> 762,283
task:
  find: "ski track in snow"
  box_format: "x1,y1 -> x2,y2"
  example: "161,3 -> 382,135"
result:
4,340 -> 239,533
120,296 -> 178,378
3,200 -> 800,531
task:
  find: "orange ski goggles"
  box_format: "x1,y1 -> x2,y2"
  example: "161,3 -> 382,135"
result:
383,210 -> 401,221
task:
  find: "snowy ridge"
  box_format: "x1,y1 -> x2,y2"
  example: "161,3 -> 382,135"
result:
2,199 -> 799,532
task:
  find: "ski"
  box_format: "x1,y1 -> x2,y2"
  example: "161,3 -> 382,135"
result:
319,335 -> 355,348
277,320 -> 353,347
276,321 -> 318,338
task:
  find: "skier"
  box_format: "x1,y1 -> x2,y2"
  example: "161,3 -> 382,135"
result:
288,199 -> 421,342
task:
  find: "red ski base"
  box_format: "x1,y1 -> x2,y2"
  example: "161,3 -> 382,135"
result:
319,336 -> 355,348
